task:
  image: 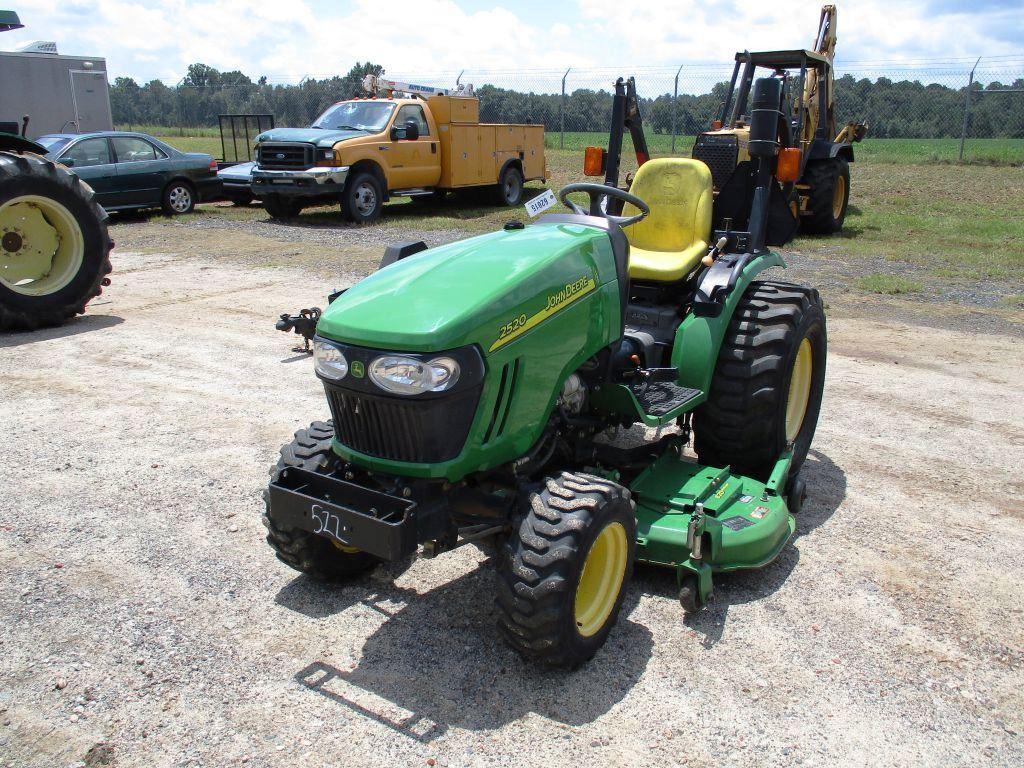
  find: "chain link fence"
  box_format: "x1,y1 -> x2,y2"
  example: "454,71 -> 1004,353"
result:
112,60 -> 1024,160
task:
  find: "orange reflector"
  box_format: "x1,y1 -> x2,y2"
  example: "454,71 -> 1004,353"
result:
583,146 -> 606,177
777,147 -> 802,183
710,119 -> 723,130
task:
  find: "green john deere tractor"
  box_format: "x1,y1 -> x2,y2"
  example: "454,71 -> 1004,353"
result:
0,10 -> 113,331
264,75 -> 827,668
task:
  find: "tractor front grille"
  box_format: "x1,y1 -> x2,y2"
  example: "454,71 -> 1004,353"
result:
692,133 -> 739,190
257,142 -> 314,170
324,383 -> 481,464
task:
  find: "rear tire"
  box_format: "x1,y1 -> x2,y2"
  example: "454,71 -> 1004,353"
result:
262,420 -> 380,580
0,151 -> 113,331
694,281 -> 827,481
496,472 -> 635,668
161,180 -> 195,215
263,196 -> 303,220
493,165 -> 524,206
801,158 -> 849,234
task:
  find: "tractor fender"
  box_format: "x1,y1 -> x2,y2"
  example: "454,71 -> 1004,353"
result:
671,251 -> 785,394
0,135 -> 47,154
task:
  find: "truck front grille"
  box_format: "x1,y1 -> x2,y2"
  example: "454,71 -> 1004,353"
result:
692,134 -> 739,190
257,143 -> 314,170
324,384 -> 481,464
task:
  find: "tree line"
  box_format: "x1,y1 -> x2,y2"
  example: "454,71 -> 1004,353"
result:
110,62 -> 1024,139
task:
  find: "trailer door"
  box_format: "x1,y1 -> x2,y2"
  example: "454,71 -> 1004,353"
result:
69,69 -> 111,133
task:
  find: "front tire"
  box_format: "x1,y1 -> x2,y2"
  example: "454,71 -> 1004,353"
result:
262,420 -> 380,580
496,472 -> 636,668
343,172 -> 383,223
0,152 -> 113,331
162,180 -> 195,215
694,281 -> 827,481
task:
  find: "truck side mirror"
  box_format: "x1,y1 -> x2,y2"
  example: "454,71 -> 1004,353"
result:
404,121 -> 419,141
390,126 -> 407,141
61,156 -> 75,167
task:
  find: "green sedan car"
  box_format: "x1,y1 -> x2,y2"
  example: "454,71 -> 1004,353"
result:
37,131 -> 222,215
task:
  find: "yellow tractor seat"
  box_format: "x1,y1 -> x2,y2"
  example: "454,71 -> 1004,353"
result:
621,158 -> 714,282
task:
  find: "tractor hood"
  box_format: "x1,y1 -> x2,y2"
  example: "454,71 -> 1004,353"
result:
316,220 -> 620,354
255,127 -> 366,148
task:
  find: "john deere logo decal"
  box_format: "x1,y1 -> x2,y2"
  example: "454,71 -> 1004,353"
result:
490,275 -> 596,352
350,360 -> 365,378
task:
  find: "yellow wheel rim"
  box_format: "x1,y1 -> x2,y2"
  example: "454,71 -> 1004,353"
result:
574,521 -> 628,638
332,540 -> 360,554
0,195 -> 85,296
785,338 -> 813,442
832,175 -> 846,220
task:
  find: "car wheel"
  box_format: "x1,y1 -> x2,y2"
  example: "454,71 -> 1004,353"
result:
162,181 -> 195,215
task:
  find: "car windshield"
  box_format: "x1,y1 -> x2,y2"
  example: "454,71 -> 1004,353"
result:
36,136 -> 72,153
312,102 -> 395,132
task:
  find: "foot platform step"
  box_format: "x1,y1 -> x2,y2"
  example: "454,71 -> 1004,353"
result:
628,381 -> 701,417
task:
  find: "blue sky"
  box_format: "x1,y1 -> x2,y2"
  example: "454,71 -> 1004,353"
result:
2,0 -> 1022,85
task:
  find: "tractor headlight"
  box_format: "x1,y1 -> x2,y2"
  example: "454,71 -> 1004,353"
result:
313,340 -> 348,380
369,355 -> 461,395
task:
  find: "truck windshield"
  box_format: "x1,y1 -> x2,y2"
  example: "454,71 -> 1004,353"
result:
313,102 -> 395,132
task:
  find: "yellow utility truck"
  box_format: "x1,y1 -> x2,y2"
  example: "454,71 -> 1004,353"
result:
250,76 -> 547,222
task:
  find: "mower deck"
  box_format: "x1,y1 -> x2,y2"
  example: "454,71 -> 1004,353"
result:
630,451 -> 795,607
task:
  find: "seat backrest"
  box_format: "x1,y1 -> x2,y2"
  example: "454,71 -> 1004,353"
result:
623,158 -> 713,252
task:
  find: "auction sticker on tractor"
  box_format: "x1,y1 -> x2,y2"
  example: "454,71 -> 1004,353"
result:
524,189 -> 557,217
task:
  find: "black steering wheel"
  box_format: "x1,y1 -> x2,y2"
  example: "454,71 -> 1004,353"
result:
558,183 -> 650,227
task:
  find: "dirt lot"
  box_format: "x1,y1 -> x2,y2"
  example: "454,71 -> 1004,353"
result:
1,216 -> 1023,768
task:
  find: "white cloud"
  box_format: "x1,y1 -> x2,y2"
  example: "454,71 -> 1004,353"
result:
1,0 -> 1020,85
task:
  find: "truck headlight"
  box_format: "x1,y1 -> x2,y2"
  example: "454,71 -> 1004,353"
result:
314,341 -> 348,380
369,355 -> 461,395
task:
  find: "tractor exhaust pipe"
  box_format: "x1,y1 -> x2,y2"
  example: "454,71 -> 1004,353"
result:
747,77 -> 783,253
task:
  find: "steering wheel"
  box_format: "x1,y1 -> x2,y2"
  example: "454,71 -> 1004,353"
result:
558,183 -> 650,227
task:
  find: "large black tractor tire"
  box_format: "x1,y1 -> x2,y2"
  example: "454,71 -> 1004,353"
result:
343,172 -> 384,224
0,152 -> 113,332
263,195 -> 304,220
801,158 -> 850,234
496,472 -> 636,668
262,420 -> 380,580
694,281 -> 827,482
493,165 -> 524,206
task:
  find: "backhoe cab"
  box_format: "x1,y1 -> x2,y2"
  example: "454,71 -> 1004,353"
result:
263,74 -> 827,669
694,4 -> 866,235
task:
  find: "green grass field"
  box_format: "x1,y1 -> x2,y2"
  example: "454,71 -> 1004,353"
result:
143,129 -> 1024,290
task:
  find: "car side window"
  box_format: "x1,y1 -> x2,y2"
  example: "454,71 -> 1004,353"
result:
395,105 -> 430,137
62,138 -> 111,168
112,137 -> 165,163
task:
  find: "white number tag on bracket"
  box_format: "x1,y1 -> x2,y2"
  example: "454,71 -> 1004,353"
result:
524,189 -> 558,218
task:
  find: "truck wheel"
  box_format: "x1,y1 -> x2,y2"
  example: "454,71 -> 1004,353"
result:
693,281 -> 827,482
262,420 -> 380,580
263,196 -> 303,220
343,172 -> 383,223
0,151 -> 113,331
494,165 -> 524,206
801,159 -> 849,234
162,180 -> 195,215
496,472 -> 635,668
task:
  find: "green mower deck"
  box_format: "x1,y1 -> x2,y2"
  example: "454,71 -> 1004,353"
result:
630,450 -> 796,608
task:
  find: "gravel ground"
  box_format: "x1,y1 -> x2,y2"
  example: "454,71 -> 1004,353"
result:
1,246 -> 1022,768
